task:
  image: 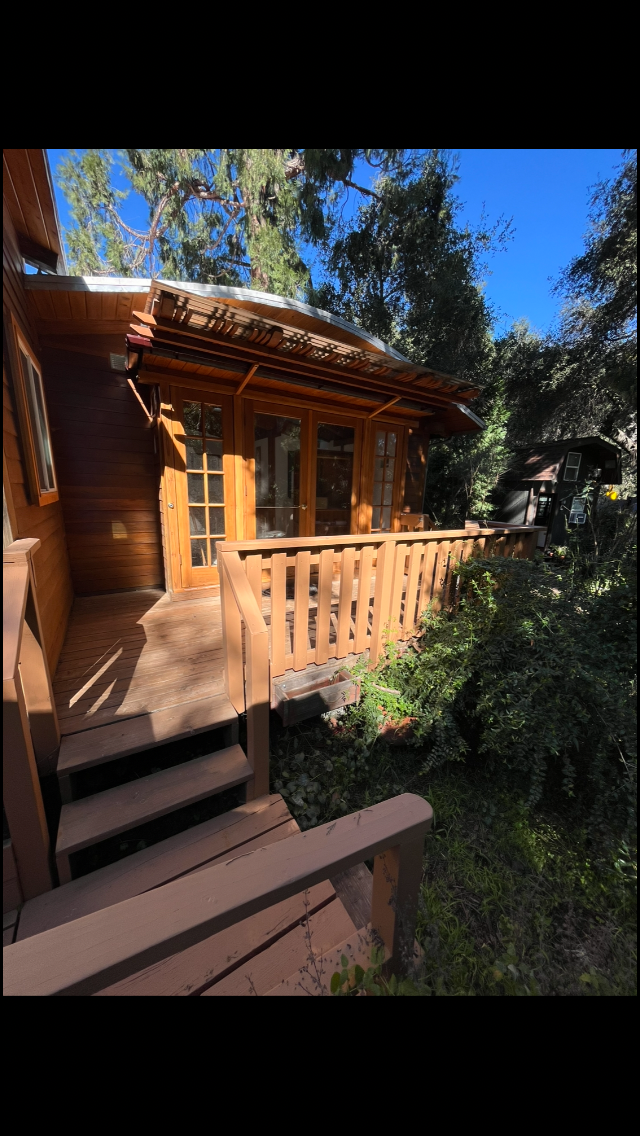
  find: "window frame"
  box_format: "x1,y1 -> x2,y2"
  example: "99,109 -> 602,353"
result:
10,318 -> 59,507
563,452 -> 582,482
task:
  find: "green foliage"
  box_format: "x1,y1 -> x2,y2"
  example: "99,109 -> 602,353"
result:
56,148 -> 404,296
424,380 -> 512,525
330,948 -> 420,996
312,150 -> 508,382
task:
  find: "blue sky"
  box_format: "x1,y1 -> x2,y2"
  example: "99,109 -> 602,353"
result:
47,148 -> 623,336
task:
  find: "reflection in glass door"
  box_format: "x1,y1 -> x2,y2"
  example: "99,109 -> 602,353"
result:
315,422 -> 355,536
254,413 -> 302,538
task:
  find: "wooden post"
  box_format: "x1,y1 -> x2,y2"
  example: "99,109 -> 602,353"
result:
315,548 -> 334,666
336,547 -> 355,658
4,539 -> 60,775
371,836 -> 427,974
270,552 -> 287,677
219,556 -> 245,713
245,625 -> 270,800
3,553 -> 53,901
369,539 -> 396,666
293,551 -> 311,671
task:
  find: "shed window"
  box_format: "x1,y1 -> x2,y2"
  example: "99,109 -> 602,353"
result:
564,452 -> 582,481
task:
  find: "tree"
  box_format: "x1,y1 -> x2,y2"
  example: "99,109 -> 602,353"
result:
56,148 -> 405,298
494,151 -> 637,461
311,150 -> 511,382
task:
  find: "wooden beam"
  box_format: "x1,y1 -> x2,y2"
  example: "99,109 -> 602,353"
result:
368,396 -> 401,420
235,363 -> 259,396
127,379 -> 154,423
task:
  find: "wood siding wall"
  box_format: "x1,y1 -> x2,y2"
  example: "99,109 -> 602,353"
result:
42,345 -> 164,595
3,203 -> 73,672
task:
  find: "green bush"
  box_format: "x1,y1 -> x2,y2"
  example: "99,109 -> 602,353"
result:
350,555 -> 637,843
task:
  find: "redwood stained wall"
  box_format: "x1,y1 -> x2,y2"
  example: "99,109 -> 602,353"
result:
2,202 -> 73,672
42,345 -> 164,595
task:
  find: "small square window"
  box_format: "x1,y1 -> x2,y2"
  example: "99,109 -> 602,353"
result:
564,452 -> 582,481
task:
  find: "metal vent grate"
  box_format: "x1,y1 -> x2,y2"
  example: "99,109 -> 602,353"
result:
109,353 -> 127,372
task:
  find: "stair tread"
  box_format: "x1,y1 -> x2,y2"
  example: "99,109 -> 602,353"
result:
57,694 -> 238,777
18,795 -> 291,941
56,745 -> 252,858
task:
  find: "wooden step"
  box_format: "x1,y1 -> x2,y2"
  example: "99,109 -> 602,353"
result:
55,744 -> 252,884
18,795 -> 293,941
57,694 -> 238,786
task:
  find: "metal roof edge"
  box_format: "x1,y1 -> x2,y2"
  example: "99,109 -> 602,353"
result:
23,274 -> 412,365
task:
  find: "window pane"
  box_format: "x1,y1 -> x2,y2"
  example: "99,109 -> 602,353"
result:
386,433 -> 397,457
383,483 -> 393,505
187,473 -> 205,503
381,507 -> 392,530
254,414 -> 300,507
190,539 -> 208,567
315,422 -> 354,536
206,439 -> 223,471
204,405 -> 223,438
189,507 -> 206,535
375,431 -> 386,455
371,506 -> 381,530
186,438 -> 204,469
208,474 -> 224,504
209,507 -> 225,535
374,457 -> 384,480
210,542 -> 219,567
372,482 -> 382,506
183,402 -> 201,433
21,351 -> 55,493
255,507 -> 299,539
384,457 -> 395,481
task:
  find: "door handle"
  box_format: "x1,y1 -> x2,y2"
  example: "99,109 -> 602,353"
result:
301,504 -> 307,510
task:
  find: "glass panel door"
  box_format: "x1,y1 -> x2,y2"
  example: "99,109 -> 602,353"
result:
371,427 -> 397,532
253,412 -> 303,538
314,421 -> 356,536
172,389 -> 234,588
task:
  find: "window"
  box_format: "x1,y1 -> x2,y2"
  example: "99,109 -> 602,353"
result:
371,428 -> 397,531
183,400 -> 225,567
315,422 -> 354,536
569,497 -> 587,524
402,431 -> 429,514
564,452 -> 582,482
535,495 -> 554,525
11,323 -> 58,506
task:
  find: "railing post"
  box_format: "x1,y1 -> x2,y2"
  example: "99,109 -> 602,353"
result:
371,834 -> 428,975
4,538 -> 60,775
245,625 -> 270,799
219,551 -> 245,713
3,548 -> 53,900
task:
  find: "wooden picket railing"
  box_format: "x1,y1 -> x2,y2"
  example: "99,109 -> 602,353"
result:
3,538 -> 60,903
217,525 -> 542,794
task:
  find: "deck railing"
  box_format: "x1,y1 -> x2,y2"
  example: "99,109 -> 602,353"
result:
3,538 -> 60,902
217,525 -> 542,792
4,792 -> 433,995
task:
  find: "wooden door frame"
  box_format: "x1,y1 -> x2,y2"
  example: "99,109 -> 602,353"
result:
359,418 -> 410,534
166,386 -> 236,589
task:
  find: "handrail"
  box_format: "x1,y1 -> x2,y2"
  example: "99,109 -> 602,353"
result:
222,525 -> 545,554
218,547 -> 270,798
3,538 -> 58,900
3,793 -> 434,996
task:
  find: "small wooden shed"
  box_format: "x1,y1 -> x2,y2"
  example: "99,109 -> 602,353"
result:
495,436 -> 623,547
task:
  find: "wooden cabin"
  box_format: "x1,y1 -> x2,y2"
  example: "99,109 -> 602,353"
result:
495,437 -> 623,548
3,150 -> 541,995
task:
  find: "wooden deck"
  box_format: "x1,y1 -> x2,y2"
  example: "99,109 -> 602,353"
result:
53,589 -> 227,736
